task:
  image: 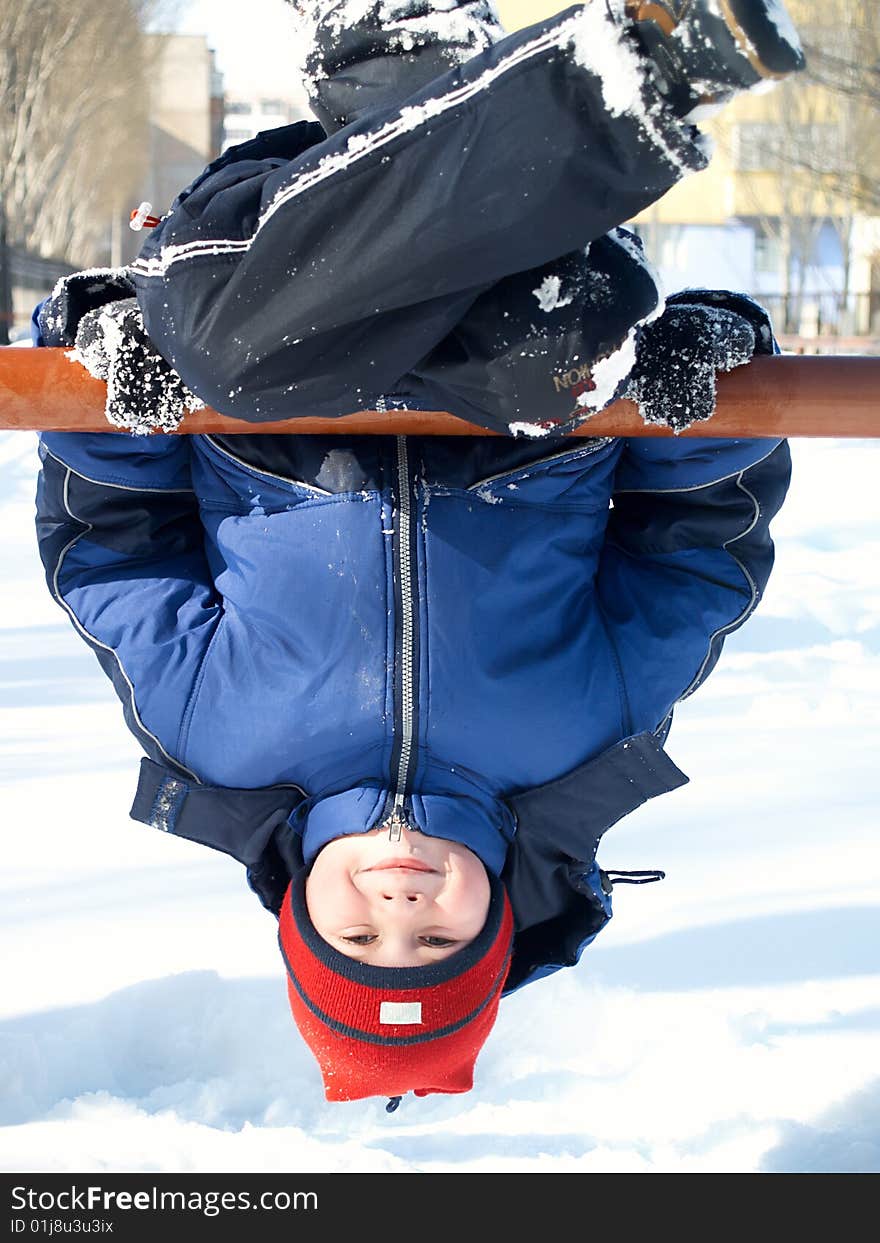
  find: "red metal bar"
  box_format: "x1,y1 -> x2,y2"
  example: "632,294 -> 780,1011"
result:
1,346 -> 877,436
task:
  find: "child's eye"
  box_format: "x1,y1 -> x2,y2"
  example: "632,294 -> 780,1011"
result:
342,934 -> 377,945
419,936 -> 456,948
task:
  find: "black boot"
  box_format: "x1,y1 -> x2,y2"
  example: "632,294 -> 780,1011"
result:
290,0 -> 504,135
623,0 -> 806,116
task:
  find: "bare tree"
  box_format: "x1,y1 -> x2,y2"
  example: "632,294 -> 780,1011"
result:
801,3 -> 880,108
712,0 -> 880,334
0,0 -> 172,341
796,4 -> 880,216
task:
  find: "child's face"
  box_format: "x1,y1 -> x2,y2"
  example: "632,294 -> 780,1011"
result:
305,825 -> 491,967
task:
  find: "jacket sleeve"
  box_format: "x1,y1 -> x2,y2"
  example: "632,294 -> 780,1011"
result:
33,305 -> 221,777
35,431 -> 222,778
596,436 -> 792,736
131,6 -> 706,423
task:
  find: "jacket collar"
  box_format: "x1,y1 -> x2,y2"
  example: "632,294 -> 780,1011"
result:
129,760 -> 305,866
129,732 -> 686,877
293,785 -> 515,878
128,731 -> 688,970
505,731 -> 689,866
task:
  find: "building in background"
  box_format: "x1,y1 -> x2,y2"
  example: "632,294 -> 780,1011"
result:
627,86 -> 879,346
123,33 -> 226,265
12,2 -> 877,348
497,0 -> 880,349
222,92 -> 313,151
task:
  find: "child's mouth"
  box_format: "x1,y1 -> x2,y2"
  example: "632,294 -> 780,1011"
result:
365,859 -> 437,873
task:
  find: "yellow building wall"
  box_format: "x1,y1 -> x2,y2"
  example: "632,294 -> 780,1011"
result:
493,0 -> 840,226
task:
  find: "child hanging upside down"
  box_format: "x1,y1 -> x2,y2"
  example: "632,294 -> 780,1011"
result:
34,1 -> 804,1108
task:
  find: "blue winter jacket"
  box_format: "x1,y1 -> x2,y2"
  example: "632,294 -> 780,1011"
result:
34,409 -> 790,991
33,7 -> 791,992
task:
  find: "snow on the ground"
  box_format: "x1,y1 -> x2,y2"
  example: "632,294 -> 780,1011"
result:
0,429 -> 878,1174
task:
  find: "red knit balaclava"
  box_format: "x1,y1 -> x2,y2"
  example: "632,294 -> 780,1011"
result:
279,869 -> 514,1102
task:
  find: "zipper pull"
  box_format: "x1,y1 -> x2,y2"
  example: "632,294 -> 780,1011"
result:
387,795 -> 410,842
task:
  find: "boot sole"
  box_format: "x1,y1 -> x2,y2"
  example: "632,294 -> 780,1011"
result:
627,0 -> 806,82
722,0 -> 806,79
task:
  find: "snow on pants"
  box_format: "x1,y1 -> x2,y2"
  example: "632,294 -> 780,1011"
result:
131,3 -> 709,431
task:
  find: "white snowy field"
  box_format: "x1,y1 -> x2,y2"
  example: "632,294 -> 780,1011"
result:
0,427 -> 878,1174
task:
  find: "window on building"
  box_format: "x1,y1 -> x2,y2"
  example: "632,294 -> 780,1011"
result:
754,228 -> 783,275
260,99 -> 287,114
225,101 -> 251,116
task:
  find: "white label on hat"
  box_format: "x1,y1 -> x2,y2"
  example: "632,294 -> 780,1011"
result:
380,1001 -> 423,1025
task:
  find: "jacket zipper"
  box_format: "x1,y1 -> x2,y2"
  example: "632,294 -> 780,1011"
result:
386,435 -> 418,839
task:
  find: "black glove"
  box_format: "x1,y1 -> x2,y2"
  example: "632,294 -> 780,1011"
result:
38,268 -> 203,433
73,298 -> 204,434
37,268 -> 137,349
623,291 -> 774,433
